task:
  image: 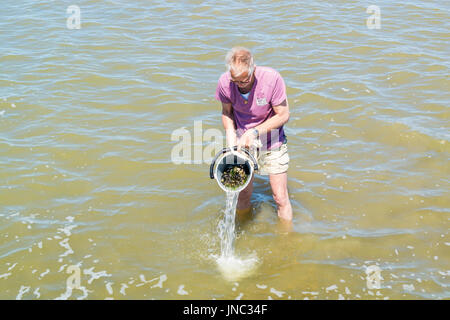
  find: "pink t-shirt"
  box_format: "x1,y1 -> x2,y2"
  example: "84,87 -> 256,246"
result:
215,66 -> 287,150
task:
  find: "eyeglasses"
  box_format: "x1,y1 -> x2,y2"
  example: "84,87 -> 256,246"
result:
230,71 -> 253,85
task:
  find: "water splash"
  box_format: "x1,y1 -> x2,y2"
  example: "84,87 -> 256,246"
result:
215,191 -> 259,281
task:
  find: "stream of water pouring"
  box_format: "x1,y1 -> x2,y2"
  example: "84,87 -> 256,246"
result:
218,191 -> 239,258
215,191 -> 258,281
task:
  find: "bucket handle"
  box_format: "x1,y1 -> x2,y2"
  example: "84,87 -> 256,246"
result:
209,146 -> 258,179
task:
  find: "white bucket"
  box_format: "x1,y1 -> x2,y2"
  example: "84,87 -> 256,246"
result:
209,147 -> 258,193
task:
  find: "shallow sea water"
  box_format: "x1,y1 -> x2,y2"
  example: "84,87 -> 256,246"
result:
0,0 -> 449,299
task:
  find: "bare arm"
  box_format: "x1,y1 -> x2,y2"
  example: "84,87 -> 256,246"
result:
237,99 -> 290,150
221,102 -> 238,147
254,99 -> 290,135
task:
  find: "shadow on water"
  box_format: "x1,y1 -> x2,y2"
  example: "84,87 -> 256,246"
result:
235,175 -> 305,235
234,175 -> 272,230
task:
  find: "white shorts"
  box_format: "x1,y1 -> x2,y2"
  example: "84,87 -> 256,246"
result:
255,142 -> 289,175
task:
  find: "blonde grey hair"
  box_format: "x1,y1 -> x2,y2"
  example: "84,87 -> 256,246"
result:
225,46 -> 255,77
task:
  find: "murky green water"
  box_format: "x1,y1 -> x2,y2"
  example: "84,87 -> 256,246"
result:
0,0 -> 449,299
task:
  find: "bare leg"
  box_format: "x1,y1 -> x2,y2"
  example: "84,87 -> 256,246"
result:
236,176 -> 254,216
269,172 -> 293,221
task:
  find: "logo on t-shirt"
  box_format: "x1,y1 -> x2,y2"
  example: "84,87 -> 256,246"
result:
256,97 -> 267,106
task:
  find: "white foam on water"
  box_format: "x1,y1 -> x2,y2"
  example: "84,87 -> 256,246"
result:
120,283 -> 128,296
58,238 -> 74,257
136,274 -> 148,287
77,286 -> 90,300
58,225 -> 77,237
403,284 -> 415,292
106,282 -> 114,295
215,254 -> 259,282
302,291 -> 319,296
58,264 -> 67,273
55,285 -> 90,300
270,288 -> 285,298
325,284 -> 338,292
150,274 -> 167,288
7,263 -> 17,271
177,285 -> 189,295
16,286 -> 30,300
39,269 -> 50,279
83,267 -> 111,284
